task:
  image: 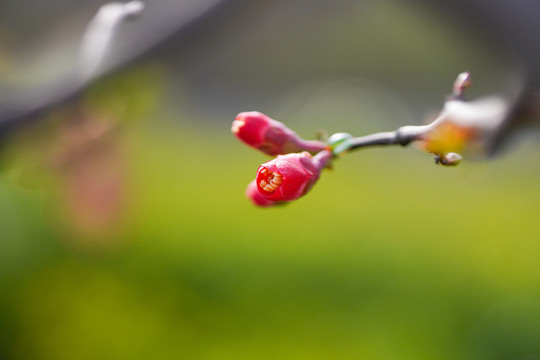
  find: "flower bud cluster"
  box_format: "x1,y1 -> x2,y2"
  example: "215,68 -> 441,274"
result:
232,111 -> 332,207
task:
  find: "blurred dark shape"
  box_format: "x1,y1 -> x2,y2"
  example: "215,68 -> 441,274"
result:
0,0 -> 226,142
415,0 -> 540,86
0,0 -> 539,156
411,0 -> 540,154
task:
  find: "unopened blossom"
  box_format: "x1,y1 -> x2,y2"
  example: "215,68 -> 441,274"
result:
256,150 -> 332,202
232,111 -> 328,156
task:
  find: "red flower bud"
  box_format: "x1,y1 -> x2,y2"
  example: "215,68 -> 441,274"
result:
232,111 -> 328,156
245,180 -> 279,207
256,150 -> 332,202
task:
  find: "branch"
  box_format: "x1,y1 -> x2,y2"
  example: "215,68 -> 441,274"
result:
332,125 -> 431,154
324,72 -> 508,166
79,1 -> 145,80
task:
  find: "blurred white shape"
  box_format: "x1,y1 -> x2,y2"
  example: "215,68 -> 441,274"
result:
439,97 -> 508,131
79,1 -> 145,80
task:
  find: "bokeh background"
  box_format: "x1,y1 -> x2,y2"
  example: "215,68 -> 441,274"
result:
1,1 -> 540,359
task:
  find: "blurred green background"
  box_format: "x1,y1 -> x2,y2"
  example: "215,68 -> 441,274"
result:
1,1 -> 540,359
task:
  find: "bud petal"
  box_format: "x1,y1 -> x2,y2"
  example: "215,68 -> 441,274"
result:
245,180 -> 280,207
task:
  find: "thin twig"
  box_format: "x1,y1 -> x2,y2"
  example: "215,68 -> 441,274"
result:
333,125 -> 431,155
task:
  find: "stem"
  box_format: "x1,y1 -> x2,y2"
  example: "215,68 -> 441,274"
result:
347,131 -> 400,149
312,149 -> 333,170
293,138 -> 329,154
332,124 -> 431,155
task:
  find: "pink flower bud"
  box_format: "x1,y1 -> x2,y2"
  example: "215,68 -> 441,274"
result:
245,180 -> 279,207
232,111 -> 328,156
255,150 -> 332,202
